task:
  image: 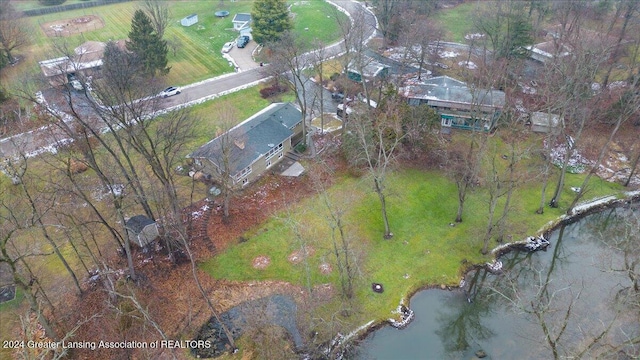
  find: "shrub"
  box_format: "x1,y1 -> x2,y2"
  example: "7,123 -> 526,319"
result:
259,84 -> 287,99
39,0 -> 67,5
294,143 -> 307,153
330,72 -> 341,81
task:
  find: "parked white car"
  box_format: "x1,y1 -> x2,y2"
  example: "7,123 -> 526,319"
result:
159,86 -> 181,98
222,42 -> 234,53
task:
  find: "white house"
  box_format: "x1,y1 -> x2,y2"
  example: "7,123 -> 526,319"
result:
232,13 -> 251,31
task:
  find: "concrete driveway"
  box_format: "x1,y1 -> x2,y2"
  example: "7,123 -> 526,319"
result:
227,40 -> 260,72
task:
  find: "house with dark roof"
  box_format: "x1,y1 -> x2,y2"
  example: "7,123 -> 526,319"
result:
188,103 -> 303,188
400,76 -> 505,132
347,56 -> 389,83
232,13 -> 252,31
125,215 -> 159,248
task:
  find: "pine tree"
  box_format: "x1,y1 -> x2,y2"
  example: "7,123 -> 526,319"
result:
126,9 -> 169,77
251,0 -> 292,45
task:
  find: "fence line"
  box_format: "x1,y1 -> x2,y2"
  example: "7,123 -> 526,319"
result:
22,0 -> 132,17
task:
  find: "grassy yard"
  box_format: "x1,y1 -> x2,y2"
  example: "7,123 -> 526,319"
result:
433,2 -> 480,43
2,1 -> 348,90
202,150 -> 625,331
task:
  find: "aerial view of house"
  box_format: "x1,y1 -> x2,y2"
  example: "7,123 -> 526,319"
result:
0,0 -> 638,359
188,102 -> 302,187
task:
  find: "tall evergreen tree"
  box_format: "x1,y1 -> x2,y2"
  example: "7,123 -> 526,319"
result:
251,0 -> 292,45
126,9 -> 169,77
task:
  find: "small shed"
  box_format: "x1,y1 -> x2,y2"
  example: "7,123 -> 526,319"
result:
530,111 -> 563,133
125,215 -> 159,248
233,13 -> 252,31
181,14 -> 198,27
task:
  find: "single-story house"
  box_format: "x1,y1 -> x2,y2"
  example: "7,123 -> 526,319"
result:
530,111 -> 563,133
346,57 -> 389,83
400,76 -> 505,132
528,25 -> 630,64
187,103 -> 303,188
232,13 -> 251,31
39,40 -> 107,87
181,14 -> 198,27
125,215 -> 159,248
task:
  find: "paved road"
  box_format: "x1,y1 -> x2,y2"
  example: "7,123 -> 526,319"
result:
0,0 -> 378,161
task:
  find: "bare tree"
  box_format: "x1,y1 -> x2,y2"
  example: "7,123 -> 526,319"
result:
142,0 -> 170,38
346,98 -> 404,239
601,0 -> 639,88
313,162 -> 360,300
568,81 -> 640,213
0,0 -> 30,64
265,31 -> 311,146
400,16 -> 442,81
310,38 -> 327,133
548,36 -> 610,208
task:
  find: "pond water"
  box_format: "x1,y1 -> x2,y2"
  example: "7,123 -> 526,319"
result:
356,203 -> 640,359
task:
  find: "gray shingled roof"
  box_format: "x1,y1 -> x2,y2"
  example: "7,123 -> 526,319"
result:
402,76 -> 505,107
233,13 -> 251,23
188,103 -> 302,175
125,215 -> 155,235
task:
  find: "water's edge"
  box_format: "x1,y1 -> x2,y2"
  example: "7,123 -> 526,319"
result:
334,190 -> 640,356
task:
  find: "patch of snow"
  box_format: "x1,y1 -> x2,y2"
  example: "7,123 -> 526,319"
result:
458,60 -> 477,70
439,50 -> 459,58
608,81 -> 627,90
465,33 -> 485,40
91,184 -> 124,201
519,83 -> 536,94
191,203 -> 210,219
546,138 -> 593,174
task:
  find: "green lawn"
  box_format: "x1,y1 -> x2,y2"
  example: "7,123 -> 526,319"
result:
3,1 -> 347,90
202,156 -> 625,329
433,2 -> 482,43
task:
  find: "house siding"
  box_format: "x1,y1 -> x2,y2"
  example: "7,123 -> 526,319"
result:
238,137 -> 291,186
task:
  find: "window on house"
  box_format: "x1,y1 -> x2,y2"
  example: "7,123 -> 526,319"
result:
242,178 -> 248,186
265,142 -> 284,160
266,160 -> 272,168
235,165 -> 252,182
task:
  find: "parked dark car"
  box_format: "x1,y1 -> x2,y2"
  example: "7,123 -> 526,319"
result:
237,35 -> 250,48
331,92 -> 345,102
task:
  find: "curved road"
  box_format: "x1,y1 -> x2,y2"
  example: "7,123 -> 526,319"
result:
0,0 -> 377,161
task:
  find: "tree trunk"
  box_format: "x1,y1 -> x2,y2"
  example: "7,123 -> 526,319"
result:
374,178 -> 392,239
455,185 -> 465,223
624,150 -> 639,187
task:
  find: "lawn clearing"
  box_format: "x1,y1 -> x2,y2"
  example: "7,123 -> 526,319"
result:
4,1 -> 348,92
202,150 -> 624,332
433,2 -> 481,43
